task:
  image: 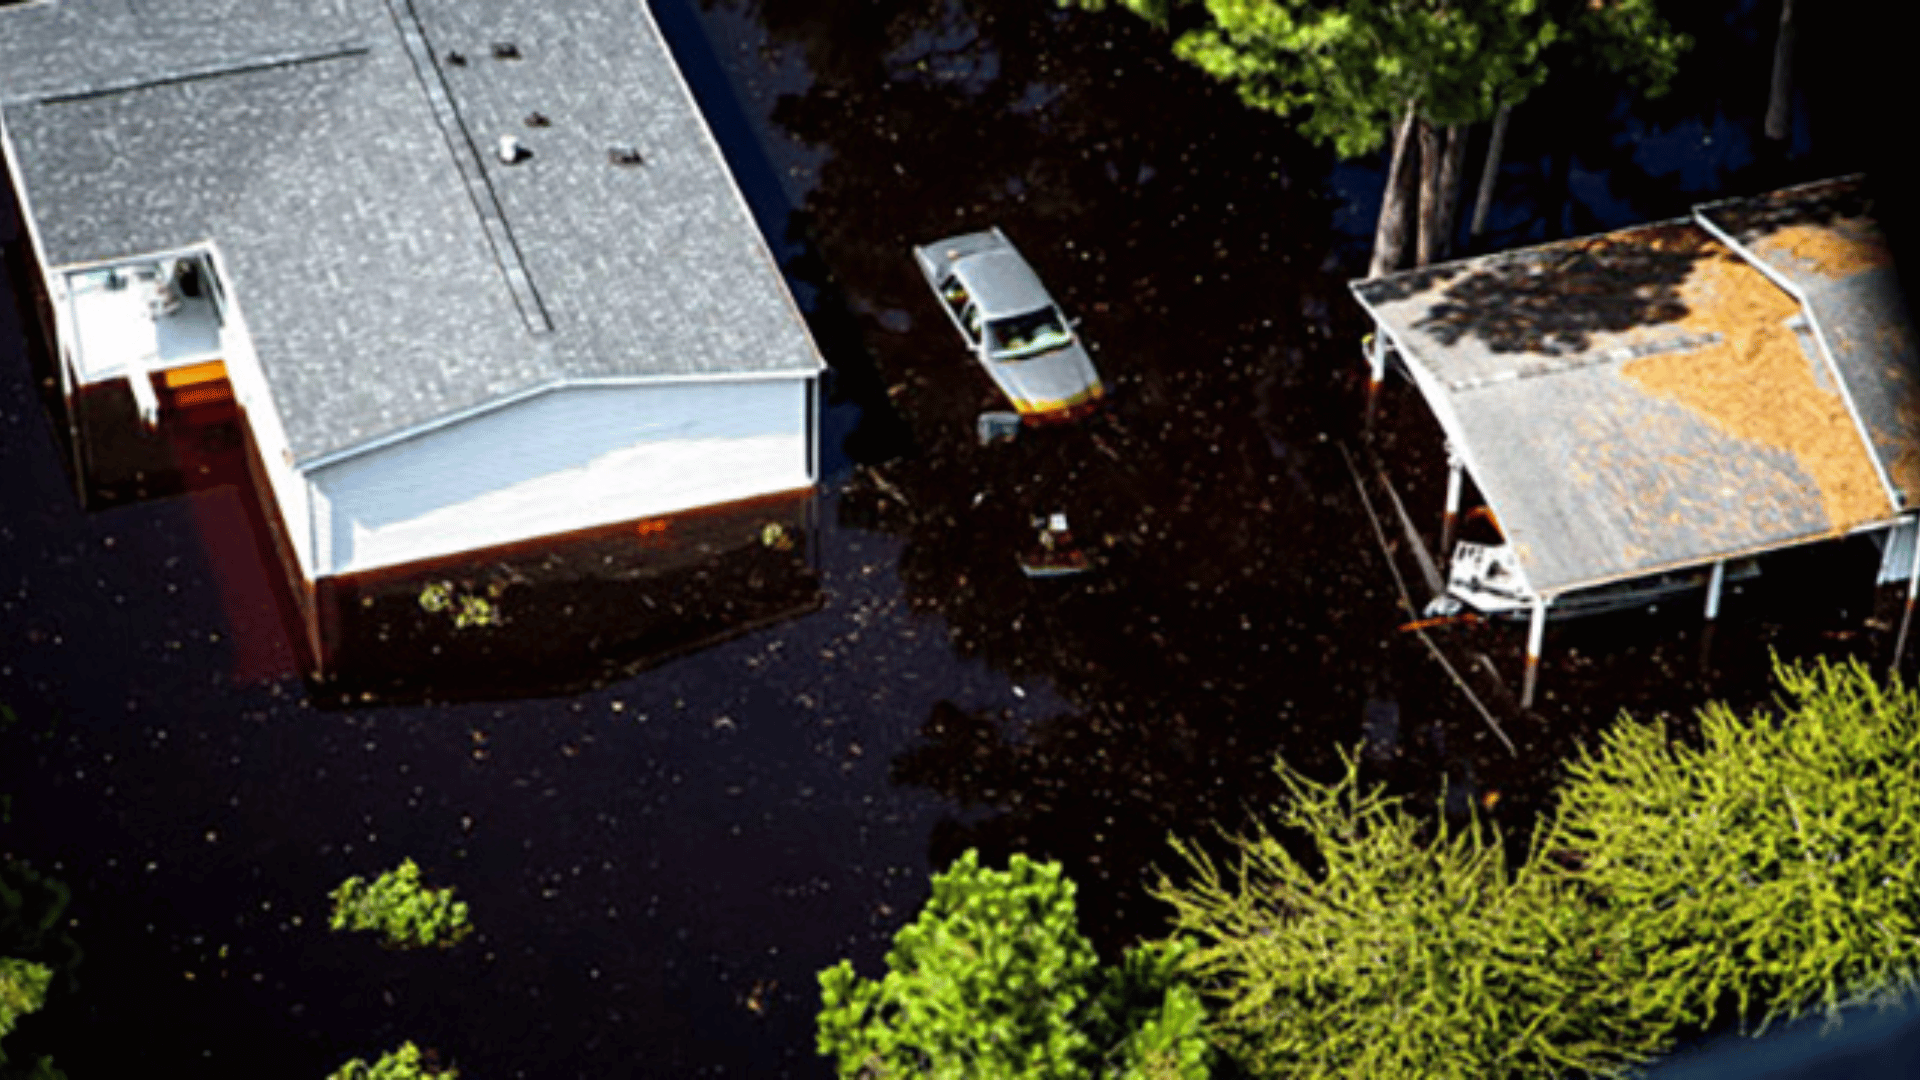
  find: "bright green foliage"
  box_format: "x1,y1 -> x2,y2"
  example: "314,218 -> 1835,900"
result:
328,860 -> 472,950
1155,657 -> 1920,1077
1544,656 -> 1920,1037
0,857 -> 77,1080
0,959 -> 51,1057
452,595 -> 500,629
1064,0 -> 1685,159
1,957 -> 64,1079
325,1042 -> 456,1080
816,850 -> 1210,1079
1094,940 -> 1214,1080
417,582 -> 501,629
1156,749 -> 1661,1079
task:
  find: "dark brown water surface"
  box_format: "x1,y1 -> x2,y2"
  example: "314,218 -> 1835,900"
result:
1,0 -> 1903,1075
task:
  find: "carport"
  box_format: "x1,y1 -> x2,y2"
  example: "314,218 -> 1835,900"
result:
1349,177 -> 1920,705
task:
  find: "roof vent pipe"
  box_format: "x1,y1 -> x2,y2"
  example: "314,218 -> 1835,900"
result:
497,135 -> 528,164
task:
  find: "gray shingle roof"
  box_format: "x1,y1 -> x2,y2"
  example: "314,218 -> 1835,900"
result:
1353,212 -> 1903,598
0,0 -> 821,464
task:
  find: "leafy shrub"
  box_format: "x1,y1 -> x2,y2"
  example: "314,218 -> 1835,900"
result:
817,849 -> 1209,1079
417,582 -> 501,629
326,1041 -> 456,1080
0,958 -> 51,1060
1,856 -> 78,1080
1544,655 -> 1920,1036
328,860 -> 472,950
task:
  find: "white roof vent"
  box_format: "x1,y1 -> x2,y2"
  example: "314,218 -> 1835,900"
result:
497,135 -> 528,164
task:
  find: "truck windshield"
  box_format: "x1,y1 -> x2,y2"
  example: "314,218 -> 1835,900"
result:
987,308 -> 1072,359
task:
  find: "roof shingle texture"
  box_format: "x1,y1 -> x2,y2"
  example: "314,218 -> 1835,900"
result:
0,0 -> 820,463
1352,208 -> 1905,598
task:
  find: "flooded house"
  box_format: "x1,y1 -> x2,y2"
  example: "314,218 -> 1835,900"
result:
0,0 -> 826,674
1351,177 -> 1920,704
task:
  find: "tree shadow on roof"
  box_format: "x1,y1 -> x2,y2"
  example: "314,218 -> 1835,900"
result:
1364,222 -> 1718,357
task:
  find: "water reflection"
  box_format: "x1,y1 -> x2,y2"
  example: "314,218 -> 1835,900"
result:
724,0 -> 1409,947
0,0 -> 1903,1073
7,250 -> 827,707
726,0 -> 1900,950
317,495 -> 824,707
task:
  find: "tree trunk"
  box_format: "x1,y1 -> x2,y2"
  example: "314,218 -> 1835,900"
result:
1414,119 -> 1440,267
1469,102 -> 1512,246
1428,125 -> 1467,263
1368,100 -> 1420,279
1766,0 -> 1796,141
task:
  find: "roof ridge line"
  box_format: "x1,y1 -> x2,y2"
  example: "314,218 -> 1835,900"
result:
19,42 -> 371,107
1688,172 -> 1870,214
1691,204 -> 1904,515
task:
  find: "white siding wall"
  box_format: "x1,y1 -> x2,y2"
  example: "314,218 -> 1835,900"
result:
308,378 -> 812,577
209,248 -> 316,579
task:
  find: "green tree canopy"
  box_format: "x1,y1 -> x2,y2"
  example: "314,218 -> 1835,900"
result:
1066,0 -> 1684,156
1156,750 -> 1657,1078
1543,656 -> 1920,1036
1066,0 -> 1558,156
1064,0 -> 1689,271
817,849 -> 1210,1079
1,855 -> 77,1080
1154,656 -> 1920,1077
0,959 -> 51,1060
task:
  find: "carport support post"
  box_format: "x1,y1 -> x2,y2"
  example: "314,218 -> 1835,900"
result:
1700,559 -> 1725,677
1364,329 -> 1387,432
1893,517 -> 1920,672
1521,597 -> 1548,709
1439,448 -> 1463,562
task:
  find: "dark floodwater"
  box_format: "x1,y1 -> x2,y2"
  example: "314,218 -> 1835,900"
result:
0,0 -> 1903,1076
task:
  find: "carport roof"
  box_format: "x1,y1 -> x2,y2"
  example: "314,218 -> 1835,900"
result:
0,0 -> 822,465
1350,182 -> 1915,598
